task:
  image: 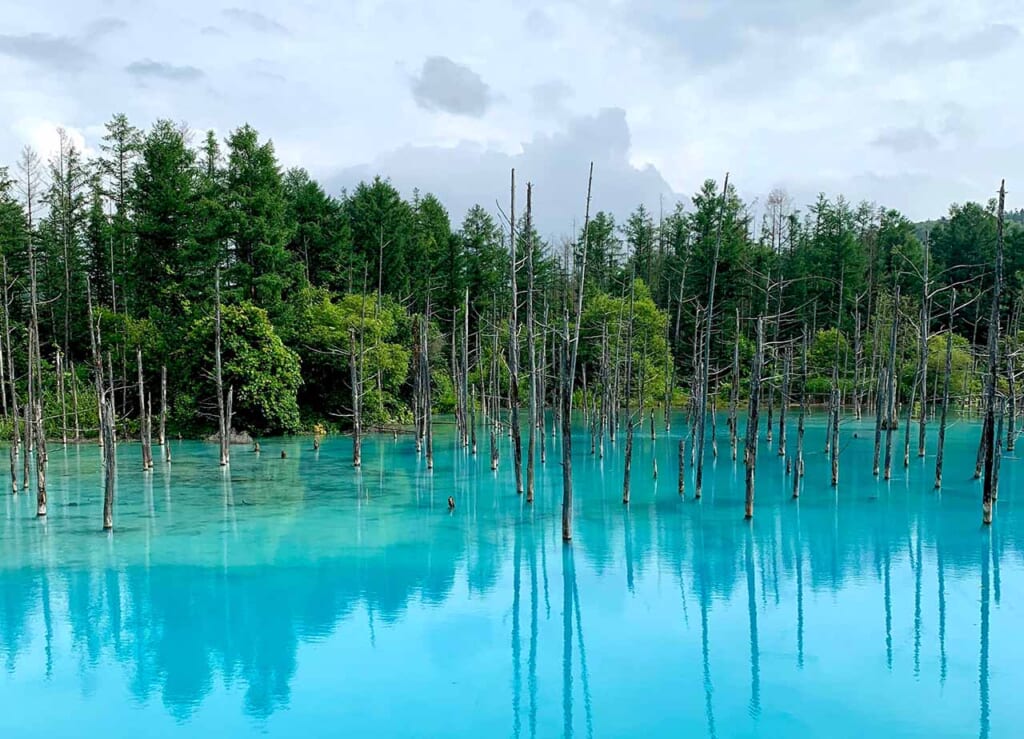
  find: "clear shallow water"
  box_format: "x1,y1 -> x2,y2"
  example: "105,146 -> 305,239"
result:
0,413 -> 1021,738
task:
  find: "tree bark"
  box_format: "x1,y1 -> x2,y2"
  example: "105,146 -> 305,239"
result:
745,317 -> 764,519
215,267 -> 228,467
982,182 -> 1005,525
526,184 -> 538,503
509,169 -> 523,494
695,173 -> 730,498
561,162 -> 593,542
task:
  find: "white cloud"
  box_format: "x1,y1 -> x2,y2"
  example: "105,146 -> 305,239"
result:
0,0 -> 1021,225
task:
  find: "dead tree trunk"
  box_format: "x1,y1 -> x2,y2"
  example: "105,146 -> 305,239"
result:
730,309 -> 740,461
830,367 -> 839,487
794,327 -> 808,498
695,173 -> 730,498
423,313 -> 434,470
34,400 -> 46,517
350,328 -> 361,468
561,162 -> 593,542
508,169 -> 523,494
101,395 -> 115,530
918,241 -> 930,457
137,346 -> 150,471
982,181 -> 1005,525
745,317 -> 764,519
778,348 -> 790,457
526,184 -> 538,503
56,349 -> 67,446
71,361 -> 80,440
215,267 -> 228,467
883,286 -> 901,481
678,438 -> 685,497
622,276 -> 636,505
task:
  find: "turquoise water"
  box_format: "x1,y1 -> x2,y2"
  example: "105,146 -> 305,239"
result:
0,413 -> 1020,738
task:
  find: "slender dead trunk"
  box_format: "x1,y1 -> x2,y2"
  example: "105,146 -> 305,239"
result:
159,366 -> 168,461
70,361 -> 80,440
918,242 -> 930,457
215,267 -> 228,467
778,348 -> 789,457
526,184 -> 538,503
830,368 -> 839,487
56,349 -> 67,446
350,328 -> 361,468
1007,352 -> 1016,452
34,400 -> 46,516
883,287 -> 901,480
745,317 -> 764,519
102,395 -> 115,530
982,181 -> 1005,525
86,278 -> 104,446
794,327 -> 808,497
695,173 -> 730,498
853,304 -> 863,419
540,299 -> 549,462
137,346 -> 149,471
730,310 -> 740,460
622,276 -> 636,506
509,170 -> 523,494
423,312 -> 434,470
678,438 -> 686,497
561,162 -> 593,542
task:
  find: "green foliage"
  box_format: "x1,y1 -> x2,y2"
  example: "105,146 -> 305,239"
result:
581,279 -> 669,403
181,302 -> 301,434
287,287 -> 410,425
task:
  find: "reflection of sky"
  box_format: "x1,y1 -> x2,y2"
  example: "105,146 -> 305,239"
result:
0,415 -> 1021,737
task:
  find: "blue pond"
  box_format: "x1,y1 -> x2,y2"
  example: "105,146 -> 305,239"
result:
0,414 -> 1020,737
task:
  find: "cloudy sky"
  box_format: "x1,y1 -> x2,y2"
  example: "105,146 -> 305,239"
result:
1,0 -> 1021,235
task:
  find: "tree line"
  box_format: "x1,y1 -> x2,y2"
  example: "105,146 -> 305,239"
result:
0,113 -> 1018,531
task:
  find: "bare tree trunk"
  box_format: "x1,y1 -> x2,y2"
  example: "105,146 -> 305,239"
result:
1007,352 -> 1016,452
982,182 -> 1005,525
794,327 -> 808,498
540,299 -> 549,462
489,321 -> 499,471
831,368 -> 840,487
526,184 -> 538,503
509,170 -> 523,494
86,278 -> 103,446
853,304 -> 863,419
561,162 -> 593,542
423,313 -> 433,470
710,396 -> 718,458
56,349 -> 67,446
678,438 -> 686,497
778,348 -> 789,457
137,346 -> 149,471
101,396 -> 115,530
883,287 -> 901,480
159,366 -> 168,462
730,310 -> 740,460
622,276 -> 636,506
463,289 -> 472,453
918,242 -> 930,457
350,328 -> 361,468
695,173 -> 730,498
3,254 -> 20,469
215,267 -> 228,467
745,317 -> 764,519
34,400 -> 46,517
71,361 -> 80,441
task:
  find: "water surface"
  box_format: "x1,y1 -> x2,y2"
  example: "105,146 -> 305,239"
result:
0,414 -> 1020,737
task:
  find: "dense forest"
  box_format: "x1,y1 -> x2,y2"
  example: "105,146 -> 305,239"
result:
0,114 -> 1018,528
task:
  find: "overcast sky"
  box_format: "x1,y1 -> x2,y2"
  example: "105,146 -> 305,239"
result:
1,0 -> 1021,235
